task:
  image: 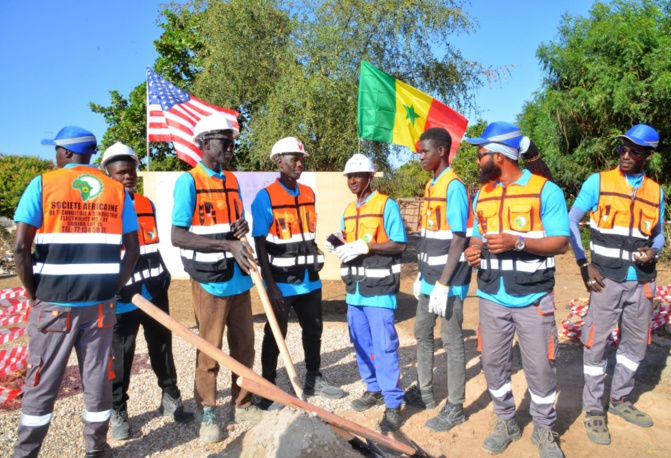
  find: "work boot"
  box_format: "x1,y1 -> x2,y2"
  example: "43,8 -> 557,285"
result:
85,443 -> 114,458
235,404 -> 266,423
159,392 -> 195,423
402,384 -> 436,409
303,374 -> 346,399
609,397 -> 653,427
531,427 -> 564,458
351,391 -> 384,412
198,406 -> 221,443
425,402 -> 465,432
109,409 -> 130,440
379,407 -> 402,433
583,411 -> 610,445
482,418 -> 521,454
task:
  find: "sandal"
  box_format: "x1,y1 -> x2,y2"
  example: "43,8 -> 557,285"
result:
584,412 -> 611,445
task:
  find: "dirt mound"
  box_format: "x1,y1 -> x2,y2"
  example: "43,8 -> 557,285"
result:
239,408 -> 360,458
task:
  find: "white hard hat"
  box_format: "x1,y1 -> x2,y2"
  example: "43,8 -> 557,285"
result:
343,154 -> 376,175
270,137 -> 309,160
192,113 -> 240,142
101,142 -> 139,170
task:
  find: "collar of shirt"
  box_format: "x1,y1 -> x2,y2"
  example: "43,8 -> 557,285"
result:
356,190 -> 378,209
276,178 -> 300,197
430,166 -> 451,186
618,167 -> 645,189
494,168 -> 532,188
197,161 -> 225,180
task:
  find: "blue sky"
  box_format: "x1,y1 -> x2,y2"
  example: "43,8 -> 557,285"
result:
0,1 -> 594,161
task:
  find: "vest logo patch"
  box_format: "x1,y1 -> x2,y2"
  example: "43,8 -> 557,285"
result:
363,233 -> 373,243
514,216 -> 527,230
427,219 -> 435,229
147,230 -> 156,240
72,174 -> 103,202
643,220 -> 652,232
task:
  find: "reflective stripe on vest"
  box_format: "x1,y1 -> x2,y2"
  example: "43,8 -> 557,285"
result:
341,191 -> 402,296
119,194 -> 170,300
418,169 -> 473,286
475,174 -> 555,296
264,180 -> 324,284
179,166 -> 247,283
589,168 -> 660,282
35,166 -> 124,302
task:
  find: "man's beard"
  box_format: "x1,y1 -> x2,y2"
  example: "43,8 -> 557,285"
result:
478,160 -> 502,184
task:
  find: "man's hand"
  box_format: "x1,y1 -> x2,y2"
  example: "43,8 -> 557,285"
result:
429,282 -> 450,317
634,247 -> 657,266
580,263 -> 606,293
229,240 -> 255,274
485,233 -> 517,254
267,282 -> 285,312
413,273 -> 421,300
231,218 -> 249,239
464,245 -> 482,268
335,239 -> 369,263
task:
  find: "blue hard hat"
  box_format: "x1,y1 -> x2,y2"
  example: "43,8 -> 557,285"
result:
615,124 -> 659,150
466,121 -> 523,149
41,126 -> 97,155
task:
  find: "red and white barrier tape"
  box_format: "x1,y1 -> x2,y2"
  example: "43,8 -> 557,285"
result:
0,346 -> 29,379
0,299 -> 30,317
0,386 -> 22,403
0,309 -> 29,327
0,286 -> 26,300
0,325 -> 27,345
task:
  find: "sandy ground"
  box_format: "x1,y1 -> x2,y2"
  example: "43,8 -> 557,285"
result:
1,237 -> 671,457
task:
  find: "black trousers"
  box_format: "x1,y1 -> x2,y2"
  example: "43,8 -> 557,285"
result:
111,290 -> 180,412
261,288 -> 323,383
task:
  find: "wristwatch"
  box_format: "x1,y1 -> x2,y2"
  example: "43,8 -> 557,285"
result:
514,236 -> 525,252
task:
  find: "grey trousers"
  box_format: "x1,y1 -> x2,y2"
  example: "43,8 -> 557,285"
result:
581,278 -> 654,413
14,300 -> 116,458
479,295 -> 558,430
414,294 -> 465,405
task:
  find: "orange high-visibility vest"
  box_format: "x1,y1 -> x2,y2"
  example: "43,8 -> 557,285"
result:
590,168 -> 661,281
119,194 -> 170,302
475,173 -> 555,295
179,165 -> 248,283
418,168 -> 472,286
341,191 -> 401,296
35,166 -> 125,302
264,180 -> 324,284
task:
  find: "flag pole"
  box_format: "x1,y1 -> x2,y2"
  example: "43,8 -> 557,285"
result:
146,79 -> 151,172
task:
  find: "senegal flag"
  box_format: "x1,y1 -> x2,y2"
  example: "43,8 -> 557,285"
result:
357,61 -> 468,161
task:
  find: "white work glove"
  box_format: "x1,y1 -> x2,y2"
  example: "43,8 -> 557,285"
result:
335,239 -> 369,263
429,281 -> 450,317
413,273 -> 421,300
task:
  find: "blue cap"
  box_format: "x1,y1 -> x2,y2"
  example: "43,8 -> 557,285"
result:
615,124 -> 659,150
41,126 -> 97,155
466,121 -> 523,149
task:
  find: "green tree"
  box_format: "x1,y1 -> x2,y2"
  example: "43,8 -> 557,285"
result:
93,0 -> 502,173
518,0 -> 671,198
0,155 -> 54,218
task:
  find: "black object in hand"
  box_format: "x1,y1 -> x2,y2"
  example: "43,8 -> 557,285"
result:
327,233 -> 345,247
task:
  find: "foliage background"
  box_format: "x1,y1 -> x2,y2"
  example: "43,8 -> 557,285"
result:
0,155 -> 54,218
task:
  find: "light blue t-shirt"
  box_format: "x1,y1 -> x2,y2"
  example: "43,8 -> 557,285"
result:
570,170 -> 665,281
472,169 -> 569,308
14,164 -> 139,307
251,179 -> 322,297
340,191 -> 407,309
171,162 -> 253,297
419,167 -> 470,300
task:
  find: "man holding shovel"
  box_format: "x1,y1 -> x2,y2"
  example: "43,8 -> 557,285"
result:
171,113 -> 264,443
251,137 -> 346,406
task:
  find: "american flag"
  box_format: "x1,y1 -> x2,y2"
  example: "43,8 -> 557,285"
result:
146,67 -> 240,167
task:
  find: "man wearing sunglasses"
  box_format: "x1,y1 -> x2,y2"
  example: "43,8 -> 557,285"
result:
171,113 -> 262,443
568,124 -> 664,446
463,121 -> 568,458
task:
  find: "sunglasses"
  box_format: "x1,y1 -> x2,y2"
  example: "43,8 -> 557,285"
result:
617,145 -> 648,159
206,137 -> 235,149
476,151 -> 496,160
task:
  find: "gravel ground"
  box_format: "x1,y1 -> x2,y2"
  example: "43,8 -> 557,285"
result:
0,320 -> 416,457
